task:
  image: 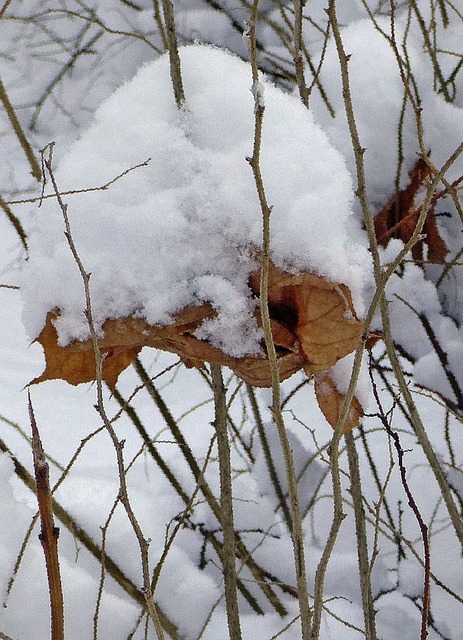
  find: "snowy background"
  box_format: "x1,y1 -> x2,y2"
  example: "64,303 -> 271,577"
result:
1,1 -> 463,638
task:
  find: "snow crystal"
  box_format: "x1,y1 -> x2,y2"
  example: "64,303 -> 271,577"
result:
21,44 -> 370,358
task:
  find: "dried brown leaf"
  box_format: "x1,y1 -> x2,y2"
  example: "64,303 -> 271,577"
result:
314,371 -> 363,434
32,261 -> 362,393
374,157 -> 449,264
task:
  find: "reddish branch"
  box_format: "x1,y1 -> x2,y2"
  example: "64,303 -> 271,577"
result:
369,362 -> 430,639
29,393 -> 64,640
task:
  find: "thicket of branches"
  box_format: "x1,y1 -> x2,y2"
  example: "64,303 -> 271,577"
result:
1,1 -> 463,639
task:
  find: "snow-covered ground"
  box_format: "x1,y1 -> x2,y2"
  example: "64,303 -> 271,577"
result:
1,1 -> 463,638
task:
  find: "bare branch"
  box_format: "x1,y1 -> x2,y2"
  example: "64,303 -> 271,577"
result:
370,363 -> 431,640
246,4 -> 312,638
41,143 -> 167,640
0,77 -> 42,181
160,0 -> 185,108
211,364 -> 243,640
29,393 -> 64,640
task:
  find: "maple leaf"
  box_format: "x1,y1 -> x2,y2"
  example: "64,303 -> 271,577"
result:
248,261 -> 362,373
32,262 -> 364,431
374,157 -> 449,264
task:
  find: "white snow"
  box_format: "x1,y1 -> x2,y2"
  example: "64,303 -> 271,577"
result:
20,44 -> 370,357
0,2 -> 462,639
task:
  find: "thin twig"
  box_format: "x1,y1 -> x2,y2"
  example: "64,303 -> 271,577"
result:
370,362 -> 431,640
0,194 -> 28,250
41,143 -> 166,640
293,0 -> 309,106
245,5 -> 312,638
247,385 -> 292,530
345,431 -> 377,639
0,0 -> 13,19
160,0 -> 185,108
211,364 -> 243,640
29,29 -> 104,131
0,433 -> 181,638
6,157 -> 151,206
0,77 -> 42,181
134,359 -> 288,616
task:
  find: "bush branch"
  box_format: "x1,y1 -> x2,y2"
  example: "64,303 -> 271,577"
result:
370,362 -> 430,639
0,77 -> 42,181
211,364 -> 243,640
41,143 -> 166,640
246,6 -> 312,638
29,394 -> 64,640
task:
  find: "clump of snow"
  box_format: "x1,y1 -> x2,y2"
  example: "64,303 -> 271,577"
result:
21,44 -> 370,358
329,350 -> 371,411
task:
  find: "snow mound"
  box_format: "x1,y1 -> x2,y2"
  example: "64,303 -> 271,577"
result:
21,44 -> 370,357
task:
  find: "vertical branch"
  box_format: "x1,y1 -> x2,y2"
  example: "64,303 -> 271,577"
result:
29,394 -> 64,640
245,5 -> 312,639
134,359 -> 288,616
370,366 -> 430,640
293,0 -> 309,106
325,3 -> 463,632
0,77 -> 42,181
410,0 -> 452,103
345,431 -> 377,639
310,423 -> 345,639
41,145 -> 166,640
0,435 -> 181,639
210,365 -> 242,640
160,0 -> 185,108
247,385 -> 292,530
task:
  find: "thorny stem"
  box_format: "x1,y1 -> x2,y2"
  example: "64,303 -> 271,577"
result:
314,2 -> 436,636
41,144 -> 165,640
0,435 -> 181,639
328,1 -> 463,634
370,363 -> 430,639
211,365 -> 243,640
246,6 -> 312,639
310,4 -> 380,636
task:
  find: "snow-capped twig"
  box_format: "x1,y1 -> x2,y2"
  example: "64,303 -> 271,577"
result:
41,143 -> 168,640
246,4 -> 312,639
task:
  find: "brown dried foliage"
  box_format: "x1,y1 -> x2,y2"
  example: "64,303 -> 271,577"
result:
374,157 -> 449,263
32,261 -> 364,431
